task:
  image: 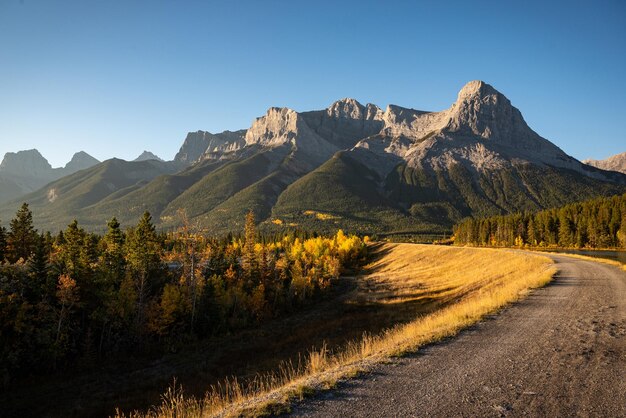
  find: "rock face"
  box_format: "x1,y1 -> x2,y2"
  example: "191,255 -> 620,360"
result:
244,80 -> 625,233
134,151 -> 163,162
171,82 -> 594,180
584,152 -> 626,174
203,130 -> 246,156
174,130 -> 246,165
301,98 -> 384,149
244,107 -> 336,168
247,100 -> 383,149
446,81 -> 571,162
351,80 -> 582,175
237,81 -> 595,180
0,149 -> 52,179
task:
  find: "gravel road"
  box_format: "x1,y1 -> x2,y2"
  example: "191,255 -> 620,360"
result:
293,255 -> 626,417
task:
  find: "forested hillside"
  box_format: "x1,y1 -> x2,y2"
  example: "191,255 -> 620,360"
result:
453,193 -> 626,248
0,204 -> 366,385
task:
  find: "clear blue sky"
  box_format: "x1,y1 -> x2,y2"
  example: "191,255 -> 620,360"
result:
1,0 -> 625,167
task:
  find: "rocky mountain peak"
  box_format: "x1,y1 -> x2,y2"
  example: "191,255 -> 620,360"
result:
134,151 -> 163,162
365,103 -> 383,120
174,131 -> 215,164
0,148 -> 100,202
69,150 -> 91,160
351,80 -> 580,176
175,129 -> 247,165
456,80 -> 500,102
447,80 -> 524,143
245,107 -> 300,147
202,130 -> 246,160
0,149 -> 52,176
326,98 -> 365,119
584,152 -> 626,174
326,98 -> 384,123
65,151 -> 99,171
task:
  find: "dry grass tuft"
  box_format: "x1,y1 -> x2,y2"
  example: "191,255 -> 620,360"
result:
117,244 -> 555,418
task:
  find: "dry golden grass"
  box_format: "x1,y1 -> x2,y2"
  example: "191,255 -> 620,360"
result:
117,244 -> 555,418
531,251 -> 626,271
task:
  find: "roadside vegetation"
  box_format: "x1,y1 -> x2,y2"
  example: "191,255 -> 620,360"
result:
118,244 -> 555,417
535,251 -> 626,271
1,201 -> 562,417
454,193 -> 626,249
0,204 -> 366,390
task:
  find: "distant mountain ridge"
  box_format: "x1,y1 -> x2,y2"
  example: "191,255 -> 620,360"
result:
0,149 -> 100,204
2,80 -> 625,234
583,152 -> 626,174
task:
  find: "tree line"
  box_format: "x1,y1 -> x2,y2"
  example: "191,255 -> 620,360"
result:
0,204 -> 367,384
453,193 -> 626,248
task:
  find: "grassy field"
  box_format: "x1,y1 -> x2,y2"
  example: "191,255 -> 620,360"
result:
118,243 -> 555,418
530,250 -> 626,271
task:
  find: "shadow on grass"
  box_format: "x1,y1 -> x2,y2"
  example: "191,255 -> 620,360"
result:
3,244 -> 446,418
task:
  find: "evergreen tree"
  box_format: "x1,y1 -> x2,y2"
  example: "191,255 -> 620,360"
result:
7,203 -> 38,262
56,230 -> 66,246
618,213 -> 626,248
0,221 -> 7,262
558,210 -> 575,247
242,210 -> 258,280
103,217 -> 126,286
0,203 -> 368,381
60,220 -> 87,279
454,193 -> 626,249
125,211 -> 163,330
28,233 -> 50,301
172,210 -> 206,332
82,233 -> 100,268
526,217 -> 537,246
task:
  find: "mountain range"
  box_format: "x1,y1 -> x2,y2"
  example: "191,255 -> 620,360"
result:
0,150 -> 100,204
1,80 -> 625,234
0,149 -> 178,205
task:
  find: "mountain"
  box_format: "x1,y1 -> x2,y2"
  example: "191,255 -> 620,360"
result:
0,150 -> 100,204
583,152 -> 626,174
0,158 -> 177,231
174,130 -> 246,165
2,81 -> 625,234
134,151 -> 163,162
0,176 -> 25,205
61,151 -> 101,175
0,149 -> 53,178
203,81 -> 624,235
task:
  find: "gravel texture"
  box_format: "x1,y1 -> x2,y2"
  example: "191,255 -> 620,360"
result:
293,255 -> 626,417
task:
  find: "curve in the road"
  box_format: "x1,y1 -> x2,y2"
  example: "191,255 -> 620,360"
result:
293,254 -> 626,417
